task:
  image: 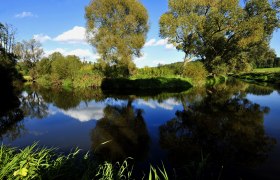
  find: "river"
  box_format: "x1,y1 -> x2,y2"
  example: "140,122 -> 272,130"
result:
1,79 -> 280,179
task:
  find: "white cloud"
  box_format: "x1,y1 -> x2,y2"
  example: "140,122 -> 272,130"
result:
45,48 -> 100,61
144,38 -> 175,50
145,39 -> 157,47
54,26 -> 86,44
155,39 -> 168,46
137,99 -> 180,111
165,43 -> 176,50
61,104 -> 105,122
33,34 -> 51,43
15,12 -> 36,18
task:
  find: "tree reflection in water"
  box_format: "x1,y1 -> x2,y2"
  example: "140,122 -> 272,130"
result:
159,80 -> 276,179
20,90 -> 48,119
0,89 -> 25,141
91,99 -> 150,162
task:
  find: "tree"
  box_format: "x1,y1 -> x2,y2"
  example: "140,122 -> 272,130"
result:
160,0 -> 279,74
0,22 -> 22,86
0,23 -> 16,54
51,54 -> 82,80
85,0 -> 149,77
15,39 -> 44,72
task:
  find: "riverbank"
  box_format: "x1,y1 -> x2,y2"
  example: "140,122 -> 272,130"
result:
24,75 -> 229,93
232,68 -> 280,85
101,77 -> 193,92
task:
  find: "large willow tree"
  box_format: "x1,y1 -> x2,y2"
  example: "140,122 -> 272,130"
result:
85,0 -> 149,77
160,0 -> 279,74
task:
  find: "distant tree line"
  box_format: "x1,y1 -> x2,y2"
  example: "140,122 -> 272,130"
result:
2,0 -> 280,90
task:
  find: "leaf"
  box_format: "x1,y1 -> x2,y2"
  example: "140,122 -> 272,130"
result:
13,168 -> 28,177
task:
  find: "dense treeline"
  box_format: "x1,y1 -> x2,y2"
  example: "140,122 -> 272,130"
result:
19,52 -> 103,89
2,0 -> 280,90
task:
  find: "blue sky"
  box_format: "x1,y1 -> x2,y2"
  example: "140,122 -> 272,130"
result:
0,0 -> 279,67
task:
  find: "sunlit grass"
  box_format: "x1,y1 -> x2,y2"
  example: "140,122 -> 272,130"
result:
253,67 -> 280,73
0,143 -> 171,180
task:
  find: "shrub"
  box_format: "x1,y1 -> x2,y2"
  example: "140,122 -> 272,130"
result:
36,75 -> 51,87
62,78 -> 73,89
73,71 -> 104,89
182,61 -> 208,85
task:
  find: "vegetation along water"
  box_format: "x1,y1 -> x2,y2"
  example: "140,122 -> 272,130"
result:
1,0 -> 280,179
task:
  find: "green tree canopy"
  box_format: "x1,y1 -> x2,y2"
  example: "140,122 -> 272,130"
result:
85,0 -> 149,77
160,0 -> 279,74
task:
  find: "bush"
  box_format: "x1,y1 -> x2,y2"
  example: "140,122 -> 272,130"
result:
36,75 -> 51,87
182,61 -> 208,85
73,71 -> 104,89
62,78 -> 73,89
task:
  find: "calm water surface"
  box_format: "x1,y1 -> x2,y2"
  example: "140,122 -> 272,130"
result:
1,79 -> 280,179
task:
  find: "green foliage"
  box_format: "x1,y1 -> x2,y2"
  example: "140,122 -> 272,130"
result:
101,78 -> 192,92
233,71 -> 280,84
148,163 -> 169,180
62,78 -> 73,89
36,75 -> 52,87
253,67 -> 280,73
0,144 -> 172,179
14,39 -> 44,80
73,71 -> 103,89
35,57 -> 52,75
95,159 -> 133,180
182,61 -> 208,85
34,52 -> 104,89
0,143 -> 81,180
160,0 -> 279,73
51,54 -> 82,80
133,66 -> 176,79
85,0 -> 149,77
0,23 -> 23,87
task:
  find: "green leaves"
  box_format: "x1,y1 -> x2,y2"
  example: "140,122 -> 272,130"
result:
13,167 -> 28,177
160,0 -> 279,74
85,0 -> 149,77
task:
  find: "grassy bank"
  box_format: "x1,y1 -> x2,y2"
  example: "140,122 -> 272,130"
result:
0,144 -> 169,180
232,68 -> 280,84
101,77 -> 193,92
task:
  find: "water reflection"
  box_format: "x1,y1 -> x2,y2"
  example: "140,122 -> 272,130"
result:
159,80 -> 276,178
1,79 -> 279,179
91,99 -> 150,161
0,89 -> 25,140
28,85 -> 105,110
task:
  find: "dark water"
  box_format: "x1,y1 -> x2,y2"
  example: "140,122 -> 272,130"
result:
1,79 -> 280,179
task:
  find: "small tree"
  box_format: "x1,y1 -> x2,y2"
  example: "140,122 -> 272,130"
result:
15,39 -> 43,80
85,0 -> 149,77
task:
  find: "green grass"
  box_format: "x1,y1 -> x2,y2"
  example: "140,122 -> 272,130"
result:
232,68 -> 280,84
0,143 -> 81,179
0,143 -> 170,180
253,67 -> 280,73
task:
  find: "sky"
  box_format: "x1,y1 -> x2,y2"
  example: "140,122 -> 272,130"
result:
0,0 -> 279,68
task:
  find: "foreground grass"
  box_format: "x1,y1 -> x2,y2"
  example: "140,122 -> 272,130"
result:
0,143 -> 169,180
